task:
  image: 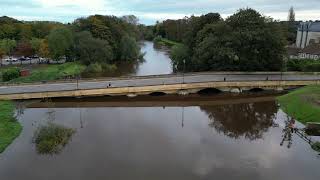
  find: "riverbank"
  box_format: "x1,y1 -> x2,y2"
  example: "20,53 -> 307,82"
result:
153,37 -> 182,47
1,62 -> 85,84
0,101 -> 22,153
277,85 -> 320,124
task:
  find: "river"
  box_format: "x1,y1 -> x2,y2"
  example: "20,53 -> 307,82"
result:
83,41 -> 173,78
0,42 -> 320,180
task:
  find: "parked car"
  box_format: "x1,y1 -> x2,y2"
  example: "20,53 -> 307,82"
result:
5,57 -> 18,62
18,57 -> 27,61
30,55 -> 39,59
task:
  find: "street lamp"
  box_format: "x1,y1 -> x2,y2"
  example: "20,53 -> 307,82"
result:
182,59 -> 186,84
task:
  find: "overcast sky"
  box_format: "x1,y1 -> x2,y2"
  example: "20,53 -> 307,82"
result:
0,0 -> 319,24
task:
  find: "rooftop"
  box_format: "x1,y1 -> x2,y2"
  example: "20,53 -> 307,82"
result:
298,22 -> 320,32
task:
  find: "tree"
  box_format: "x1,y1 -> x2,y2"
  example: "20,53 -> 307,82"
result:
288,7 -> 295,22
17,23 -> 33,40
192,22 -> 237,71
74,31 -> 113,65
48,27 -> 73,60
0,39 -> 16,56
226,8 -> 286,71
0,24 -> 17,39
119,35 -> 140,61
200,101 -> 277,140
0,48 -> 5,66
122,15 -> 139,25
39,39 -> 50,58
30,38 -> 42,55
170,44 -> 190,71
15,40 -> 33,57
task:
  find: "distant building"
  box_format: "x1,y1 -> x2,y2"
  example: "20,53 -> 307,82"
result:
288,43 -> 320,60
298,43 -> 320,60
296,22 -> 320,48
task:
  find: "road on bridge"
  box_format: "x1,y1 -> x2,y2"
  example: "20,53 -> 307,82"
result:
0,73 -> 319,95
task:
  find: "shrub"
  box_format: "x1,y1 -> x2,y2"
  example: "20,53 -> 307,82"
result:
84,63 -> 103,74
33,123 -> 75,154
2,67 -> 20,81
85,63 -> 117,75
101,63 -> 117,73
303,62 -> 320,72
153,35 -> 162,43
287,59 -> 320,72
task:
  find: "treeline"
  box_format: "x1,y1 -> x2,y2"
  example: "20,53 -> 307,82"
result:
0,15 -> 143,73
152,9 -> 290,72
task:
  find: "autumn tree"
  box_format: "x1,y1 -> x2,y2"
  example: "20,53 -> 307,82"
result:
39,39 -> 50,58
15,40 -> 33,57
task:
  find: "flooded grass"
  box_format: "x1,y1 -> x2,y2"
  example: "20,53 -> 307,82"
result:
33,123 -> 75,154
8,62 -> 85,84
277,85 -> 320,124
0,101 -> 22,153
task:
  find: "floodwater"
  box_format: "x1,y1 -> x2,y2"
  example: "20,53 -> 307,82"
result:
83,41 -> 173,78
134,41 -> 173,76
0,94 -> 320,180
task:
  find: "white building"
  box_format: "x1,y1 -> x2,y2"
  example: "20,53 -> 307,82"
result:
296,22 -> 320,48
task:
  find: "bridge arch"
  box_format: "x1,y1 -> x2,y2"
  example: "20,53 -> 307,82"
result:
248,88 -> 265,92
197,88 -> 222,95
148,92 -> 167,96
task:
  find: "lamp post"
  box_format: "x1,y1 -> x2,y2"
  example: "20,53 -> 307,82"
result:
182,59 -> 186,84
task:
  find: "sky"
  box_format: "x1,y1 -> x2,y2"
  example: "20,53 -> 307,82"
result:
0,0 -> 319,25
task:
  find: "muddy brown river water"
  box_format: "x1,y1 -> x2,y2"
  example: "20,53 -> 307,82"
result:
0,94 -> 320,180
1,42 -> 319,180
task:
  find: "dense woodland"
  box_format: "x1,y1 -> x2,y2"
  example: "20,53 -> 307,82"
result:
0,15 -> 142,74
0,8 -> 313,73
150,8 -> 300,72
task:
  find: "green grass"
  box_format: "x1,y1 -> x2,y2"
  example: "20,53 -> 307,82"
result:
7,62 -> 85,84
0,101 -> 22,153
154,37 -> 182,47
33,123 -> 75,154
277,85 -> 320,124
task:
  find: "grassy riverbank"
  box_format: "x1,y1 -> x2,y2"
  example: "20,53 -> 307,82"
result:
154,37 -> 182,47
277,85 -> 320,124
0,101 -> 22,153
3,62 -> 85,84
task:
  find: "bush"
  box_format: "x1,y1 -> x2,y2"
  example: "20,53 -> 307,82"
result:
153,35 -> 162,43
287,59 -> 320,72
33,123 -> 75,154
84,63 -> 117,74
85,63 -> 103,74
303,62 -> 320,72
2,67 -> 20,81
101,63 -> 117,73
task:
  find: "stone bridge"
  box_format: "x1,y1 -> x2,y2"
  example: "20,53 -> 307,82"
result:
0,72 -> 319,100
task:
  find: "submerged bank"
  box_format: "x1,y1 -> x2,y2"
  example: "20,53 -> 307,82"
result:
0,101 -> 22,153
277,85 -> 320,124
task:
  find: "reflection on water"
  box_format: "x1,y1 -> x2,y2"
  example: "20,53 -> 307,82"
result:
201,101 -> 278,140
1,97 -> 320,180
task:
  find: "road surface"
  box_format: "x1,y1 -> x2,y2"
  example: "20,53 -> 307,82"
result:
0,73 -> 319,95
